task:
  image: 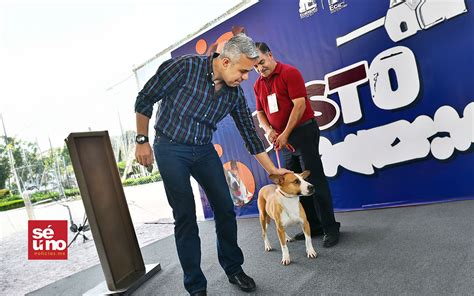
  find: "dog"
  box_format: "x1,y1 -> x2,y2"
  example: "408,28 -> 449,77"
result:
258,171 -> 317,265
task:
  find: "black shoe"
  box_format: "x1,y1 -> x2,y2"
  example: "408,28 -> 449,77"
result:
228,271 -> 256,292
323,233 -> 339,248
190,290 -> 207,296
293,228 -> 322,240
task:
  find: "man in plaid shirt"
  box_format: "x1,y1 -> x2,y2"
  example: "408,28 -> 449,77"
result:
134,34 -> 289,296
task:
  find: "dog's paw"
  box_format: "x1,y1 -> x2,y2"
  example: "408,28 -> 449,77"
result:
286,236 -> 295,243
307,248 -> 318,259
281,256 -> 291,266
264,245 -> 273,252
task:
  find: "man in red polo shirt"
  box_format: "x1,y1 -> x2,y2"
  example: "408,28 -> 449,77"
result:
253,42 -> 340,247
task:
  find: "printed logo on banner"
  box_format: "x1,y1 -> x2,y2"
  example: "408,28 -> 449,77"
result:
299,0 -> 318,18
328,0 -> 347,14
328,0 -> 347,13
28,220 -> 68,260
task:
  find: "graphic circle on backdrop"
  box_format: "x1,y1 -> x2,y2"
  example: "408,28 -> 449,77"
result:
195,39 -> 207,55
223,160 -> 256,207
213,144 -> 223,157
194,27 -> 246,56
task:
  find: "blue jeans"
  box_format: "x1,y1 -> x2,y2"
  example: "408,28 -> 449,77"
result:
154,134 -> 244,294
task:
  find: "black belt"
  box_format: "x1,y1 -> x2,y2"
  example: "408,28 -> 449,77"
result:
155,130 -> 176,143
297,118 -> 315,128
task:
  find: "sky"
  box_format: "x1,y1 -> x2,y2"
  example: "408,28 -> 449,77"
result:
0,0 -> 242,150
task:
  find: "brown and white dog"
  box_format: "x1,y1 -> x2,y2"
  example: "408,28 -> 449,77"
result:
258,171 -> 317,265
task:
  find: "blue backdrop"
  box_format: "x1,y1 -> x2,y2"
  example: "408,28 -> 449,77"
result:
172,0 -> 474,219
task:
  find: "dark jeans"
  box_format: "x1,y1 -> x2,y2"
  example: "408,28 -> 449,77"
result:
282,120 -> 340,235
154,134 -> 244,294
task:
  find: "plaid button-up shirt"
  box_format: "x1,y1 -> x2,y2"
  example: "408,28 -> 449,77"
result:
134,54 -> 265,155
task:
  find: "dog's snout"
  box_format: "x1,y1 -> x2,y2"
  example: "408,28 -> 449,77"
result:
308,184 -> 315,194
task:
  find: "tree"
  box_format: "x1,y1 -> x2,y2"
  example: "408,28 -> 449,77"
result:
0,137 -> 45,191
0,145 -> 10,188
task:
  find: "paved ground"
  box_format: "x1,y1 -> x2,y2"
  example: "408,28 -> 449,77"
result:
0,181 -> 204,296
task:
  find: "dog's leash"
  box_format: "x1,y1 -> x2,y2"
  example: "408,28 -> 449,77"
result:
275,148 -> 282,169
274,144 -> 295,169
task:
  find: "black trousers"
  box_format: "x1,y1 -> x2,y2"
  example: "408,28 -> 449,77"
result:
282,120 -> 340,235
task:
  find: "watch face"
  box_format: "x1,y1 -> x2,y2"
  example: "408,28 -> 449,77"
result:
136,135 -> 147,144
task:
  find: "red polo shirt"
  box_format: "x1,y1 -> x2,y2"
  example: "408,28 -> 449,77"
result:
254,62 -> 314,134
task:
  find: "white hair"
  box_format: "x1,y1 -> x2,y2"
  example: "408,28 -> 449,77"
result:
220,33 -> 258,62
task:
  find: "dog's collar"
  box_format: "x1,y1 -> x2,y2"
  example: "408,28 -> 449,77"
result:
276,188 -> 296,198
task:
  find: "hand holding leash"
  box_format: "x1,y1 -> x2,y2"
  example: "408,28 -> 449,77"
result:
274,144 -> 296,169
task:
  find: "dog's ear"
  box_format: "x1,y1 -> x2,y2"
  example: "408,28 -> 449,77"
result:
300,170 -> 311,179
269,174 -> 284,185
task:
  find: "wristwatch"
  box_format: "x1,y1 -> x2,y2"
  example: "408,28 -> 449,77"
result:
135,134 -> 149,144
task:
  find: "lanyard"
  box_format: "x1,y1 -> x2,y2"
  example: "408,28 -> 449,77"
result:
264,77 -> 274,95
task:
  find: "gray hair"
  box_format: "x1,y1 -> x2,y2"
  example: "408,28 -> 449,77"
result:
220,33 -> 259,62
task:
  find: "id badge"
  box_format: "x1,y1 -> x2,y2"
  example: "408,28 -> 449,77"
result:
267,93 -> 279,114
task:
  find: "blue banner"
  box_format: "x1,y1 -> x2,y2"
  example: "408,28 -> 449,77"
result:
172,0 -> 474,219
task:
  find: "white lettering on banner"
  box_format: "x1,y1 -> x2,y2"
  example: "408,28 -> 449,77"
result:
321,46 -> 420,125
369,46 -> 420,110
319,103 -> 474,176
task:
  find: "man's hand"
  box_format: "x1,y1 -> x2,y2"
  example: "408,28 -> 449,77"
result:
270,167 -> 292,175
274,132 -> 289,151
135,143 -> 154,167
267,129 -> 279,144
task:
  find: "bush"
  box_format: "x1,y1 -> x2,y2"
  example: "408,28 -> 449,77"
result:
122,173 -> 162,187
0,189 -> 82,211
0,199 -> 25,211
31,193 -> 57,203
31,191 -> 60,200
1,194 -> 21,202
64,188 -> 80,197
0,189 -> 10,199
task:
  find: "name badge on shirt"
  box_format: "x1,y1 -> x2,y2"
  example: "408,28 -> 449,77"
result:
267,93 -> 279,114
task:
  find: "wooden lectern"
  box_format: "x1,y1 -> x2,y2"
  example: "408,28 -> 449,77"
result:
66,131 -> 160,295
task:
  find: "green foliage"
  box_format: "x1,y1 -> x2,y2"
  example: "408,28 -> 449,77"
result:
0,144 -> 11,189
1,194 -> 21,202
0,188 -> 10,199
0,136 -> 79,195
64,188 -> 80,197
0,191 -> 63,211
31,191 -> 60,200
122,173 -> 162,187
117,161 -> 126,176
60,144 -> 72,167
0,136 -> 44,191
0,199 -> 25,211
30,193 -> 56,203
